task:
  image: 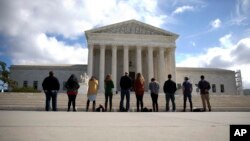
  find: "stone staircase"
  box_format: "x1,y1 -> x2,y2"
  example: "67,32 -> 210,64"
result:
0,92 -> 250,112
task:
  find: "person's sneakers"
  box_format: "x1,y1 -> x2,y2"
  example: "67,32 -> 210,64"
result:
182,109 -> 186,112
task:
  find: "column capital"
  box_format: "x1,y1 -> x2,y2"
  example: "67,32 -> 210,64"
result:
137,46 -> 142,49
99,44 -> 106,49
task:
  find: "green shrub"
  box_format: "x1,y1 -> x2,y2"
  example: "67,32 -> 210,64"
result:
11,87 -> 41,93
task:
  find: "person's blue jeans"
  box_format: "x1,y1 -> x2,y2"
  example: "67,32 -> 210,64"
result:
120,89 -> 130,111
184,93 -> 193,111
45,90 -> 58,111
165,93 -> 176,111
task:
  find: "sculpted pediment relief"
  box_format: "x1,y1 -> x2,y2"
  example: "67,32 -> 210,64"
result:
87,20 -> 178,37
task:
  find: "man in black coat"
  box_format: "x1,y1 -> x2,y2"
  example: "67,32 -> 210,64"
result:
198,75 -> 211,111
163,74 -> 177,112
42,71 -> 60,111
119,72 -> 132,112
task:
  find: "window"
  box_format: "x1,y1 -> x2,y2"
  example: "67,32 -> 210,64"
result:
23,81 -> 28,88
129,61 -> 132,67
195,84 -> 199,92
177,83 -> 182,89
63,81 -> 67,91
212,84 -> 216,93
220,84 -> 224,93
33,81 -> 38,90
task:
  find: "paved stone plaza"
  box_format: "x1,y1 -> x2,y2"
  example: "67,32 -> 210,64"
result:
0,111 -> 250,141
0,93 -> 250,141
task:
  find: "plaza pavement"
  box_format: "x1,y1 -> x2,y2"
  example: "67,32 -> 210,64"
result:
0,93 -> 250,141
0,111 -> 250,141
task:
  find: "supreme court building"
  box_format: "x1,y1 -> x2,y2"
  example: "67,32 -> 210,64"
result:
85,20 -> 178,92
9,20 -> 241,95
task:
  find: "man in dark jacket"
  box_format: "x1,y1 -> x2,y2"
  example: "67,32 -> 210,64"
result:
198,75 -> 211,111
119,72 -> 132,112
182,77 -> 193,112
163,74 -> 177,112
42,71 -> 60,111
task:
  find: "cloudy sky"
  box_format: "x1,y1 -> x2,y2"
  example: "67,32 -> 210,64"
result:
0,0 -> 250,88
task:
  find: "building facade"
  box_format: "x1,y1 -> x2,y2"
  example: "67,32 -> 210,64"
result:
8,20 -> 239,95
176,67 -> 237,95
9,65 -> 238,95
9,65 -> 87,92
85,20 -> 178,92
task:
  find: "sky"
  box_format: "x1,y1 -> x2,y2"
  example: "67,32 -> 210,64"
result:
0,0 -> 250,88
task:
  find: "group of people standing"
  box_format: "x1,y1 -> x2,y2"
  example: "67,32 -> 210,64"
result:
42,71 -> 211,112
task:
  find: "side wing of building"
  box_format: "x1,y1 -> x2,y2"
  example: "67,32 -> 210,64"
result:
176,67 -> 237,95
9,65 -> 87,93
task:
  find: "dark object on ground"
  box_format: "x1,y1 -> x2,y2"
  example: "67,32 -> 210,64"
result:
96,104 -> 105,112
142,107 -> 152,112
193,108 -> 205,112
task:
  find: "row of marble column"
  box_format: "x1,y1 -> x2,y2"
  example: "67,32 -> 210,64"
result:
88,44 -> 176,92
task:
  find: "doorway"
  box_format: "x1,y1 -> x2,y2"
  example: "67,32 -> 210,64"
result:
129,72 -> 135,91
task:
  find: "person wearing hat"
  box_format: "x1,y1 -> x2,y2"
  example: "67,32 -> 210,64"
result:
182,77 -> 193,112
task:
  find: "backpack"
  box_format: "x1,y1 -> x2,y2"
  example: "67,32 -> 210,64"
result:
142,107 -> 152,112
95,104 -> 105,112
193,108 -> 205,112
183,81 -> 192,94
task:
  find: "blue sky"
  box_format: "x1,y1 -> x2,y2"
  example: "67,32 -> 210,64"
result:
0,0 -> 250,88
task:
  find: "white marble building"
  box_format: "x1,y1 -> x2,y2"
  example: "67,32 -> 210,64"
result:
85,20 -> 178,92
9,20 -> 239,95
176,67 -> 237,95
9,65 -> 87,92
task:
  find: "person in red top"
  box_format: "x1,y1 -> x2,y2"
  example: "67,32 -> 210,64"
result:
134,73 -> 145,112
65,74 -> 80,112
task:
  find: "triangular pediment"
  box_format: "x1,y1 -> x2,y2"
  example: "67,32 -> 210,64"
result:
86,20 -> 178,37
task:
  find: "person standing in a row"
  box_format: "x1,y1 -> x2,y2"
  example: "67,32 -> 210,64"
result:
42,71 -> 60,111
149,78 -> 160,112
65,74 -> 80,112
104,74 -> 114,112
198,75 -> 211,111
163,74 -> 177,112
119,72 -> 132,112
182,77 -> 193,112
134,73 -> 145,112
86,76 -> 99,111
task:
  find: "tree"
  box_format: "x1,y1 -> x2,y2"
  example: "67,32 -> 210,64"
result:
0,61 -> 16,91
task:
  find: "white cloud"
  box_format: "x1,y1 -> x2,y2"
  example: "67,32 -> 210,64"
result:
172,5 -> 194,15
0,0 -> 167,65
191,41 -> 196,47
8,33 -> 88,65
177,34 -> 250,88
219,34 -> 233,48
228,0 -> 250,26
210,18 -> 222,29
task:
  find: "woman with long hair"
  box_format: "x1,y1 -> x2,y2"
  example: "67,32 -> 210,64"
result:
86,76 -> 99,111
134,73 -> 145,112
65,74 -> 80,112
104,74 -> 114,112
